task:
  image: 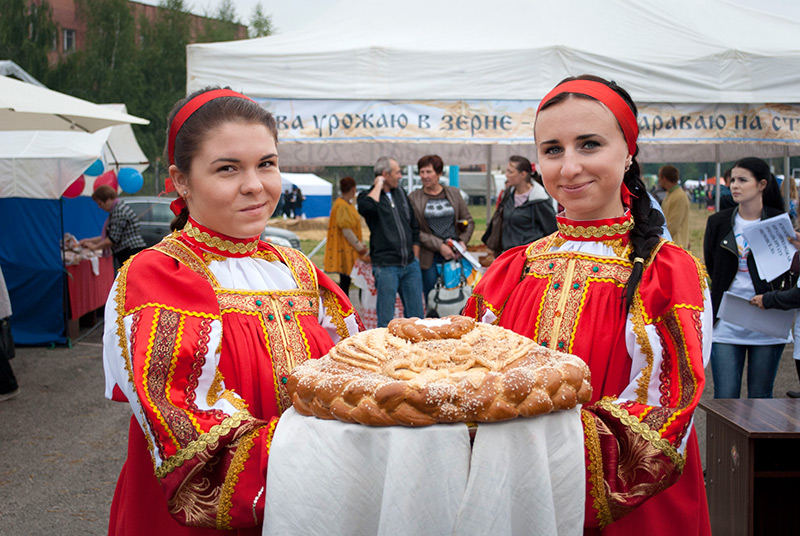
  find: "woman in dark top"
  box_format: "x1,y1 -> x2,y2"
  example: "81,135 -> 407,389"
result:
750,231 -> 800,398
408,154 -> 474,300
703,156 -> 795,399
498,155 -> 557,252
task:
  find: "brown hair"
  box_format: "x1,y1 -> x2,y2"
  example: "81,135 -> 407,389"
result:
91,184 -> 117,202
164,86 -> 278,230
339,176 -> 356,194
417,154 -> 444,175
659,165 -> 680,184
537,74 -> 664,312
508,155 -> 535,185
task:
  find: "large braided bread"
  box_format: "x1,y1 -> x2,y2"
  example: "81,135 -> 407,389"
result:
287,316 -> 592,427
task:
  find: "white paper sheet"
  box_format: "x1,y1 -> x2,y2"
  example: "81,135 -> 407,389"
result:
719,291 -> 795,338
451,240 -> 485,273
740,213 -> 795,282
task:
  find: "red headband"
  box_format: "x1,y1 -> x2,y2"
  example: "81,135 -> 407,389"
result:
167,88 -> 255,166
536,80 -> 639,155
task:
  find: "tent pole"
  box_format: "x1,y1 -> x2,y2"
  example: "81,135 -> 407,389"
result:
484,145 -> 492,220
60,197 -> 70,346
784,146 -> 791,213
715,146 -> 721,212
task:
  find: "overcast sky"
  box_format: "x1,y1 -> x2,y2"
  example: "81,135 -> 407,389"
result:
137,0 -> 339,33
137,0 -> 800,35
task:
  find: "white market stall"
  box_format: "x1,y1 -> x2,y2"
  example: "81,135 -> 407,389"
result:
280,172 -> 332,218
0,79 -> 150,344
187,0 -> 800,173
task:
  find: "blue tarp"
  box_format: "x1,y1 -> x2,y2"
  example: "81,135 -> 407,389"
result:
301,195 -> 332,219
0,196 -> 106,345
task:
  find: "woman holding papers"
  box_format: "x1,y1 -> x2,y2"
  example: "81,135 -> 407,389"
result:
703,156 -> 795,399
466,75 -> 712,535
750,231 -> 800,398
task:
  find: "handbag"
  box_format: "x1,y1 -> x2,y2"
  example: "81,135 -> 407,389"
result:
427,262 -> 472,318
482,188 -> 510,254
0,317 -> 14,360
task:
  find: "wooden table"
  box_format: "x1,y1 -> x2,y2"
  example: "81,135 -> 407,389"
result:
699,399 -> 800,536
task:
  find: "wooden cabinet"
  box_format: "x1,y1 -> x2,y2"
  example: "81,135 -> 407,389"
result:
700,399 -> 800,536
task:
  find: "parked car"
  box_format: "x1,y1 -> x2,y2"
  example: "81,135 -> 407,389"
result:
124,197 -> 303,250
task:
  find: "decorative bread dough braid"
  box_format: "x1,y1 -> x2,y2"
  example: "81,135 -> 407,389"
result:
287,316 -> 592,427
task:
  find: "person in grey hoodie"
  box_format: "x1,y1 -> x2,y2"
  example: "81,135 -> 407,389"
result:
499,155 -> 557,252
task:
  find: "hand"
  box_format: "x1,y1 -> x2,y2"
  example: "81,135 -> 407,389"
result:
789,231 -> 800,251
749,295 -> 765,309
372,175 -> 384,190
439,242 -> 455,260
361,254 -> 371,264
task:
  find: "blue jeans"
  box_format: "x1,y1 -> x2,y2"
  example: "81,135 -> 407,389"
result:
373,259 -> 424,327
710,342 -> 785,398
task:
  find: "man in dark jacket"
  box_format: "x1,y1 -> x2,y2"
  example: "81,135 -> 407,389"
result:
358,156 -> 423,327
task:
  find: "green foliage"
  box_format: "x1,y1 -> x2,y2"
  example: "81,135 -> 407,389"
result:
249,2 -> 274,38
198,0 -> 241,43
0,0 -> 58,80
133,0 -> 193,162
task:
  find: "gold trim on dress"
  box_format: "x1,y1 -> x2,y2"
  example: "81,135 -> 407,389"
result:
184,221 -> 259,255
597,397 -> 685,471
216,424 -> 265,530
582,409 -> 613,528
558,218 -> 634,239
156,409 -> 255,479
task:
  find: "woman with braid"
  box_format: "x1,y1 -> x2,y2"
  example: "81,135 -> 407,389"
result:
464,75 -> 712,535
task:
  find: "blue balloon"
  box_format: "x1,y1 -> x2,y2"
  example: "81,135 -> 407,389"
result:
85,159 -> 104,176
118,168 -> 144,194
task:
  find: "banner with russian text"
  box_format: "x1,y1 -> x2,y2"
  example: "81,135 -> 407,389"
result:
257,98 -> 800,146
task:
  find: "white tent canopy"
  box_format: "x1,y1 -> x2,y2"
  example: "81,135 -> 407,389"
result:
0,75 -> 148,133
280,172 -> 332,196
0,106 -> 150,200
187,0 -> 800,166
0,130 -> 110,199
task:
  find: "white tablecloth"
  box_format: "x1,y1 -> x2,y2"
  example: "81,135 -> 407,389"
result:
263,408 -> 585,536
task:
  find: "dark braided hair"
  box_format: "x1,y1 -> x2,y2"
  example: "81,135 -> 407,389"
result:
538,74 -> 664,312
163,86 -> 278,231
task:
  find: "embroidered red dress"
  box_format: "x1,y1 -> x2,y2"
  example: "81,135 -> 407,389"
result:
103,219 -> 361,535
464,212 -> 712,536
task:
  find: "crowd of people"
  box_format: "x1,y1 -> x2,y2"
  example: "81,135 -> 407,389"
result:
4,75 -> 800,536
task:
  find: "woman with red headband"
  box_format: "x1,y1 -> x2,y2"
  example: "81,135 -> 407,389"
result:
465,75 -> 712,535
102,87 -> 361,535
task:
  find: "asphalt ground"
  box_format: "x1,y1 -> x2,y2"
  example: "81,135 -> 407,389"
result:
1,322 -> 799,535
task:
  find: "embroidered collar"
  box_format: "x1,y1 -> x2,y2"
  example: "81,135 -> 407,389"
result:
557,211 -> 634,241
181,218 -> 259,257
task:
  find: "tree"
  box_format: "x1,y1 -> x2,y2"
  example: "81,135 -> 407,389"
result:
50,0 -> 141,105
134,0 -> 193,163
199,0 -> 241,43
249,2 -> 274,38
0,0 -> 58,80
